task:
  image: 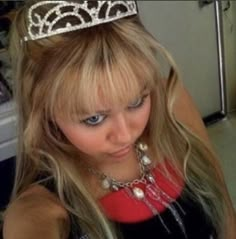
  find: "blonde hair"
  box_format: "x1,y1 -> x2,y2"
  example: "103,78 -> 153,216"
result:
5,1 -> 234,238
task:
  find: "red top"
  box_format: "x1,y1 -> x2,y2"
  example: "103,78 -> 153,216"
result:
99,161 -> 184,223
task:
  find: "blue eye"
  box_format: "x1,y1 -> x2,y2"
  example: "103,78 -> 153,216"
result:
82,115 -> 106,126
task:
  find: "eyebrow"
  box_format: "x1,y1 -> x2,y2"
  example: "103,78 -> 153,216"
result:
82,85 -> 149,117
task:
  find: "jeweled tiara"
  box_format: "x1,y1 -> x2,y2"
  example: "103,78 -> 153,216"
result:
23,1 -> 138,41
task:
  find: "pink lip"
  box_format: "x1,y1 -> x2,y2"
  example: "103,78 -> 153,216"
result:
109,146 -> 131,157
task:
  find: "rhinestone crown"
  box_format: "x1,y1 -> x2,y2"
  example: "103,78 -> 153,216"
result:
23,1 -> 138,41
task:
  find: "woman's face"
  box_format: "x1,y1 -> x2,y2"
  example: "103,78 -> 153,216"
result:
56,88 -> 151,168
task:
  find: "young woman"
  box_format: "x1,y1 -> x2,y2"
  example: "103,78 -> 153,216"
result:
2,1 -> 236,239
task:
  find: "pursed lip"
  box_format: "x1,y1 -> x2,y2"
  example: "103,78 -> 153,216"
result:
109,145 -> 132,157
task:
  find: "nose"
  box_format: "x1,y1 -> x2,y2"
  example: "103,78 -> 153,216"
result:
109,113 -> 132,145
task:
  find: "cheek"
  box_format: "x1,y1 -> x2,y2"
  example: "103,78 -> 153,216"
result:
67,129 -> 105,155
57,121 -> 105,155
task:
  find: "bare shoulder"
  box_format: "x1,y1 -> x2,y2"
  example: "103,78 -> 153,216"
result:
171,79 -> 211,144
3,185 -> 70,239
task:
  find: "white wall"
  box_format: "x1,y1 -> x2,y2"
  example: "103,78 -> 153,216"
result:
138,1 -> 222,117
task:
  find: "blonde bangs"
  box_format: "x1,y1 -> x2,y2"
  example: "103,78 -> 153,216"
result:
47,34 -> 156,123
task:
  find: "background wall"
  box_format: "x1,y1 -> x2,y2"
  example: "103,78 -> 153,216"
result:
138,1 -> 222,118
138,1 -> 236,118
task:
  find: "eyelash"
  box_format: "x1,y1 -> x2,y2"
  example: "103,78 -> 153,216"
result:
127,94 -> 148,109
82,115 -> 107,126
81,94 -> 149,127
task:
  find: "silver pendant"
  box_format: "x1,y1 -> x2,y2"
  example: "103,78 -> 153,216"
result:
111,184 -> 119,191
101,178 -> 111,189
146,174 -> 155,184
138,143 -> 148,151
132,187 -> 145,200
141,155 -> 151,166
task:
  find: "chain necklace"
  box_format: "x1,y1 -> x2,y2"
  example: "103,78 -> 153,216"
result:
88,142 -> 186,237
88,142 -> 154,192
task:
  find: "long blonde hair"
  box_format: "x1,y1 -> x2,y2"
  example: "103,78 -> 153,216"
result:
6,0 -> 234,238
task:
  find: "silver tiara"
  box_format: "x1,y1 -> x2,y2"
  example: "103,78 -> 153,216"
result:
23,1 -> 138,41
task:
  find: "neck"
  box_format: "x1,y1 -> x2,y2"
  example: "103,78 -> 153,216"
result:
84,146 -> 140,183
80,144 -> 157,199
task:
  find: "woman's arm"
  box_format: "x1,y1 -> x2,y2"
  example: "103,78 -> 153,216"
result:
172,80 -> 211,146
3,185 -> 70,239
